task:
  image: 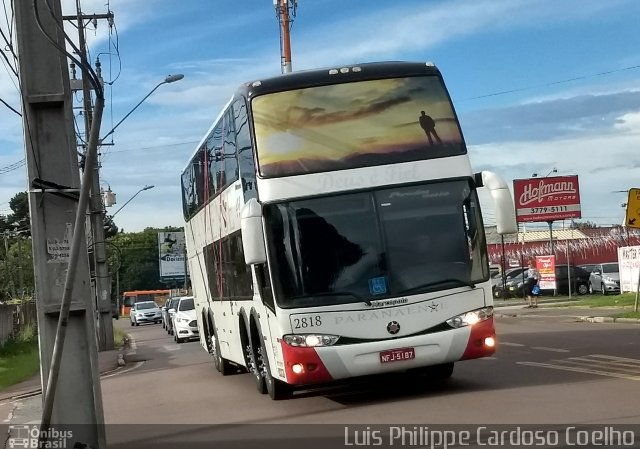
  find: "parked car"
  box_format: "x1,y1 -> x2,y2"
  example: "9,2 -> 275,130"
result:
492,267 -> 526,298
171,296 -> 198,343
164,297 -> 182,335
129,301 -> 162,326
579,264 -> 597,274
503,264 -> 590,297
161,297 -> 178,330
589,262 -> 620,295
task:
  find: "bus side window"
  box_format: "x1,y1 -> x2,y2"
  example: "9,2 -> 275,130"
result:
255,264 -> 275,312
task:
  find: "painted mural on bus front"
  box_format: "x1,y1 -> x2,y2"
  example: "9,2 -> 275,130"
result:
252,76 -> 466,177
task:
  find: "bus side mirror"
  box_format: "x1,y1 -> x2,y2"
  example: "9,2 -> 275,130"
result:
478,171 -> 518,235
241,198 -> 267,265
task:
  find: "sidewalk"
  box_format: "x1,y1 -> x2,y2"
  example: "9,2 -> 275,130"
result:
493,296 -> 640,323
0,349 -> 121,401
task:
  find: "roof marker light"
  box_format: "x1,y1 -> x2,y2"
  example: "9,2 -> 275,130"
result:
352,66 -> 362,72
339,67 -> 349,73
328,69 -> 339,75
252,81 -> 262,87
425,62 -> 435,67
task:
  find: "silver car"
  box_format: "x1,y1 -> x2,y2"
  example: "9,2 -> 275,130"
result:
164,297 -> 182,335
130,301 -> 162,326
589,263 -> 620,295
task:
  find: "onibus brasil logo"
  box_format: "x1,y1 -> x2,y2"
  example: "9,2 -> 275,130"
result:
8,425 -> 73,449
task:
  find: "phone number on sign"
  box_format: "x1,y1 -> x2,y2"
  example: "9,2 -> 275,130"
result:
530,206 -> 569,214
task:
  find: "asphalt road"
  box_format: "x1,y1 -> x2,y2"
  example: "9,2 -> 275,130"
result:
102,310 -> 640,426
3,309 -> 638,449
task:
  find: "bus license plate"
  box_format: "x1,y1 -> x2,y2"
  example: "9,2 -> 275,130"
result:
380,347 -> 415,364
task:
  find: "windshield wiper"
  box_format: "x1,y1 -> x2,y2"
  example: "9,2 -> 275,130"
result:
399,278 -> 475,296
291,291 -> 372,306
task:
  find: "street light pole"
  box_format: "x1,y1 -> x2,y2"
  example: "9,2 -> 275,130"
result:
90,74 -> 182,350
100,74 -> 184,143
111,185 -> 155,218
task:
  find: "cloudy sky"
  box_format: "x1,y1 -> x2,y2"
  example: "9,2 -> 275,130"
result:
0,0 -> 639,231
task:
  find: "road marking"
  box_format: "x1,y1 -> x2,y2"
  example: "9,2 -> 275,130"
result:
501,342 -> 525,347
531,346 -> 570,353
589,354 -> 640,365
479,356 -> 497,360
564,356 -> 640,370
102,361 -> 144,379
518,354 -> 640,381
163,345 -> 181,351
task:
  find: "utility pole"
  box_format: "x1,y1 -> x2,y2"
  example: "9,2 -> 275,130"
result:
275,0 -> 297,73
13,0 -> 105,447
66,4 -> 115,351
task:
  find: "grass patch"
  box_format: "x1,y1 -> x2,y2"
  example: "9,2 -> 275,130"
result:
113,327 -> 129,349
0,324 -> 40,390
549,293 -> 637,308
612,311 -> 640,319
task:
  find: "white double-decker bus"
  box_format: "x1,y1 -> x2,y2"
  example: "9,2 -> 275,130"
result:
181,61 -> 517,399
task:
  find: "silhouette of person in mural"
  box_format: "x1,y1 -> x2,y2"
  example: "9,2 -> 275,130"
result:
419,110 -> 442,145
162,233 -> 178,254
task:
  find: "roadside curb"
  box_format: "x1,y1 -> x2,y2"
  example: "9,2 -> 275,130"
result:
496,312 -> 640,324
578,316 -> 640,324
0,348 -> 128,403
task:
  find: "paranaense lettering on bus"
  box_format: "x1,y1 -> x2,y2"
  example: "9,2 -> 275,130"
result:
334,301 -> 442,325
319,165 -> 419,191
519,179 -> 577,206
388,189 -> 450,199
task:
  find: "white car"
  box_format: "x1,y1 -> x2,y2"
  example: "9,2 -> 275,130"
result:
171,296 -> 198,343
130,301 -> 162,326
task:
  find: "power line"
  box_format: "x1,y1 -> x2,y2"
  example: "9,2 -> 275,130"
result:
0,159 -> 25,174
0,96 -> 21,116
461,63 -> 640,102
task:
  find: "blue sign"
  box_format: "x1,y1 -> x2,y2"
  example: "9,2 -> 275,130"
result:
368,276 -> 388,296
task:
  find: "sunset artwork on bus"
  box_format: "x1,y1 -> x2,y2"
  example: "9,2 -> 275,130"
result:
181,62 -> 518,399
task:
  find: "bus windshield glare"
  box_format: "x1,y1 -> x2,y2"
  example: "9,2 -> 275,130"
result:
264,179 -> 488,308
252,75 -> 465,178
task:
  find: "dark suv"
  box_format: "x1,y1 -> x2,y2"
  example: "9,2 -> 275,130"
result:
492,267 -> 526,298
503,264 -> 590,296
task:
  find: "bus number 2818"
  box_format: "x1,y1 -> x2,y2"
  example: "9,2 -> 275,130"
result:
293,315 -> 322,329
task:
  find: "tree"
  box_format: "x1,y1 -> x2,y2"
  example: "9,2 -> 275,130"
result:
0,235 -> 33,302
107,229 -> 166,296
571,220 -> 598,230
0,192 -> 30,236
103,214 -> 118,239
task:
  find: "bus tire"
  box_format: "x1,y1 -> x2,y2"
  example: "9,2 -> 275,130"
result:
246,340 -> 266,394
244,316 -> 266,394
211,326 -> 233,376
259,336 -> 293,400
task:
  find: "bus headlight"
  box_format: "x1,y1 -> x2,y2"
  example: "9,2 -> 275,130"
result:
446,307 -> 493,328
283,334 -> 340,347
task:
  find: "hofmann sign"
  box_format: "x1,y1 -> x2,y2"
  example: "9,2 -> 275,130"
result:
158,231 -> 186,280
513,175 -> 581,223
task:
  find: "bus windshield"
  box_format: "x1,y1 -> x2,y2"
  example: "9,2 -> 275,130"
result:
252,75 -> 465,178
264,179 -> 488,308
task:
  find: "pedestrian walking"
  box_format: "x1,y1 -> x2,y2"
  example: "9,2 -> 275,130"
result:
525,260 -> 540,308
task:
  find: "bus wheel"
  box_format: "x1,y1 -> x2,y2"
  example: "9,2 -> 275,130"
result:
259,337 -> 293,400
212,333 -> 233,376
246,344 -> 266,394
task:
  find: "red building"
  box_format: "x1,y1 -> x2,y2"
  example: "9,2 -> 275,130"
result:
486,226 -> 640,269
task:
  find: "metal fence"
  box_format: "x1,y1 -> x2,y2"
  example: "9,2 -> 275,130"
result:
0,302 -> 37,347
